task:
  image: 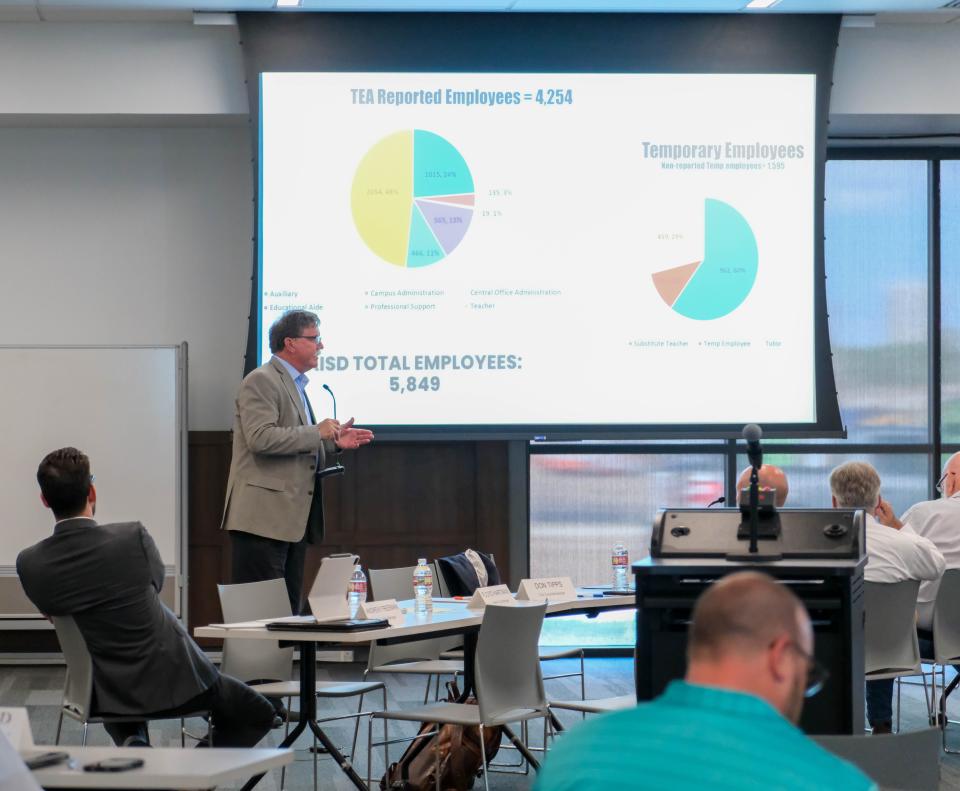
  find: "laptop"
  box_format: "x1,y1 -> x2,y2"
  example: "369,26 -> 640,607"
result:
265,554 -> 389,632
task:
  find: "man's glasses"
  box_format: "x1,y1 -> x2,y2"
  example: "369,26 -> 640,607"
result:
294,335 -> 323,346
787,641 -> 829,698
936,471 -> 955,494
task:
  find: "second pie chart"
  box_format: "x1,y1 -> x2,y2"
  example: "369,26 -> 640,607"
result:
651,199 -> 759,321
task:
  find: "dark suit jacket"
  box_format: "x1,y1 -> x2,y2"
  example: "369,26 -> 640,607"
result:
16,519 -> 218,716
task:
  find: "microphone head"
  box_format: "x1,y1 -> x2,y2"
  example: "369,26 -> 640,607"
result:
322,383 -> 333,394
742,423 -> 762,442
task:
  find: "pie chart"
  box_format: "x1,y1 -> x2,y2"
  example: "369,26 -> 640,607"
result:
351,130 -> 475,268
651,199 -> 758,320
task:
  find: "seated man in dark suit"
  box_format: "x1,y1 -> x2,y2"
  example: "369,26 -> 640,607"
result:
17,447 -> 275,748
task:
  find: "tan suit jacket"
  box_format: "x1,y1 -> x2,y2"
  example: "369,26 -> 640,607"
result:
221,357 -> 336,543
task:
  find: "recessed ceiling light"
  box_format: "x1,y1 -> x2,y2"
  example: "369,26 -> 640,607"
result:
744,0 -> 781,8
275,0 -> 302,7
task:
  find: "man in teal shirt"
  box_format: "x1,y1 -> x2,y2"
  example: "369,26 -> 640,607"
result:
535,572 -> 875,791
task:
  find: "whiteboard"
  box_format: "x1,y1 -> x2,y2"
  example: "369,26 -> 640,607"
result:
0,345 -> 186,618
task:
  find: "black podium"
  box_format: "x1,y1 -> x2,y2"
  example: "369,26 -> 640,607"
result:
634,508 -> 866,735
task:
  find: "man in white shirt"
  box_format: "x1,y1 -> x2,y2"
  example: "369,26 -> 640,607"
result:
899,452 -> 960,630
829,461 -> 945,734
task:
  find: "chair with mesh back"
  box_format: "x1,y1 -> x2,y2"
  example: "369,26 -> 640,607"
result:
919,568 -> 960,751
52,614 -> 209,747
864,579 -> 930,732
367,602 -> 551,791
366,566 -> 463,704
218,578 -> 387,788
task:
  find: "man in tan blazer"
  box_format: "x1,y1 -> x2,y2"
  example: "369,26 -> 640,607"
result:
222,309 -> 373,613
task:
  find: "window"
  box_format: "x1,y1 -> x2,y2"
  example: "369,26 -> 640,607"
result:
530,453 -> 724,584
531,452 -> 723,646
738,453 -> 928,516
530,157 -> 953,648
942,161 -> 960,442
823,161 -> 928,444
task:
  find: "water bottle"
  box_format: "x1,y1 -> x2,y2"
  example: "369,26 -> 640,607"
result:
347,564 -> 367,618
612,542 -> 629,590
413,558 -> 433,614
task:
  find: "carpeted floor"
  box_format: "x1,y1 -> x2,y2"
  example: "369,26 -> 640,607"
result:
3,656 -> 623,790
4,657 -> 960,789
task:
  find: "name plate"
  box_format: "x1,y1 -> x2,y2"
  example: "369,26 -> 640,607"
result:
359,599 -> 403,626
0,708 -> 33,749
466,584 -> 515,610
516,577 -> 577,602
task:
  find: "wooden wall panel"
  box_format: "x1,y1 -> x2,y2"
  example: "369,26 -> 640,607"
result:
475,440 -> 511,569
187,433 -> 512,633
187,431 -> 233,646
188,431 -> 234,545
352,444 -> 477,544
2,432 -> 511,653
0,431 -> 519,653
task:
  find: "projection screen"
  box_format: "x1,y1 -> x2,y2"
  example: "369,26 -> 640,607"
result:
259,70 -> 822,436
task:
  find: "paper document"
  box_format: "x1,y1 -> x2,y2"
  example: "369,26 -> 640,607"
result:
208,621 -> 267,629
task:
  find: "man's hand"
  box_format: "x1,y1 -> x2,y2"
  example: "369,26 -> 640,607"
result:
317,418 -> 341,442
875,498 -> 904,530
335,417 -> 374,450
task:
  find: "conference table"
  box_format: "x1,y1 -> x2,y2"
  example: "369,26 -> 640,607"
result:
195,591 -> 634,790
23,746 -> 292,789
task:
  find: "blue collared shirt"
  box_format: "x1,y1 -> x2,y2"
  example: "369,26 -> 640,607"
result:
273,355 -> 312,422
535,680 -> 876,791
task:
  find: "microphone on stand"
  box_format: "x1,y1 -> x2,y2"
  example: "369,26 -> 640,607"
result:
743,423 -> 763,471
322,383 -> 337,422
743,424 -> 762,554
318,383 -> 345,480
728,423 -> 782,561
736,422 -> 785,558
707,496 -> 726,508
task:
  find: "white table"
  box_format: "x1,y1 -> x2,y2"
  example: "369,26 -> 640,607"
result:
195,593 -> 633,646
195,592 -> 634,790
23,747 -> 292,789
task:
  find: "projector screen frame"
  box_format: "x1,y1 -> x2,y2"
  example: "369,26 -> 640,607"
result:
239,12 -> 845,441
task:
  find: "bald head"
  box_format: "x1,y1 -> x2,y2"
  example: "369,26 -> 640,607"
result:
688,572 -> 806,663
941,452 -> 960,498
736,464 -> 789,507
685,572 -> 813,723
